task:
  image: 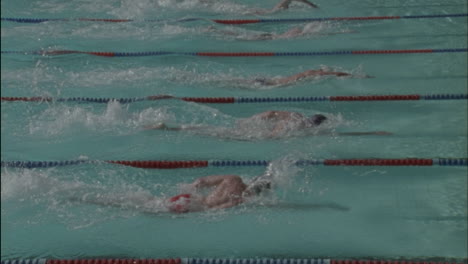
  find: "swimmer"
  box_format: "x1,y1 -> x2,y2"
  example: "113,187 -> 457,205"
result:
204,67 -> 367,87
199,0 -> 317,14
253,0 -> 318,15
68,172 -> 273,214
145,112 -> 391,138
205,23 -> 354,41
248,69 -> 360,86
206,25 -> 307,41
168,173 -> 272,213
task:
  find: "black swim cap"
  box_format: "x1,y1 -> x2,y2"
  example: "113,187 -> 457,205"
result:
247,177 -> 272,195
309,114 -> 327,125
251,181 -> 271,194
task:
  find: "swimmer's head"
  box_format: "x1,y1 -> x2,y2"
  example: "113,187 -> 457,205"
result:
257,33 -> 274,40
245,177 -> 272,195
307,114 -> 327,126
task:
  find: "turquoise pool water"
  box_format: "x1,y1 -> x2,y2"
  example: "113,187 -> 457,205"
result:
1,0 -> 467,260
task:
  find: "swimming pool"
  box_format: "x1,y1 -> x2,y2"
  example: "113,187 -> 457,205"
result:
1,0 -> 467,260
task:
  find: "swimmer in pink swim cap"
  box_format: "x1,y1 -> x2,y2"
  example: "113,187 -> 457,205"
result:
167,172 -> 273,213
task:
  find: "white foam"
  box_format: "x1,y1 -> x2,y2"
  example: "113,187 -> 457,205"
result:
1,167 -> 171,224
1,168 -> 82,201
266,156 -> 303,189
28,102 -> 173,136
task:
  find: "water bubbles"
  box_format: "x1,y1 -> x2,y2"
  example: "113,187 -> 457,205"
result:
26,101 -> 173,136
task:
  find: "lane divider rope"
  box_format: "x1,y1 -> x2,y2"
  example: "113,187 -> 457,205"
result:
1,13 -> 466,24
1,48 -> 467,57
215,13 -> 468,24
0,258 -> 466,264
2,158 -> 467,169
1,94 -> 467,104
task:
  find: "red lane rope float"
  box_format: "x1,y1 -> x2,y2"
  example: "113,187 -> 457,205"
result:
3,159 -> 467,169
107,160 -> 209,169
2,259 -> 467,264
2,48 -> 467,57
196,52 -> 276,57
85,52 -> 116,57
181,97 -> 235,103
1,94 -> 466,104
0,96 -> 53,102
2,13 -> 467,24
212,19 -> 261,24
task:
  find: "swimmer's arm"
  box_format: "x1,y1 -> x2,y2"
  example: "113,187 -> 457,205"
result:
250,8 -> 274,15
266,0 -> 318,14
256,111 -> 279,119
301,69 -> 375,79
318,70 -> 374,78
206,26 -> 240,36
302,69 -> 352,78
275,0 -> 318,9
209,200 -> 240,210
338,131 -> 393,136
274,70 -> 324,85
144,123 -> 184,131
192,175 -> 238,188
144,123 -> 205,131
267,123 -> 286,138
321,71 -> 352,77
272,74 -> 304,85
298,0 -> 319,8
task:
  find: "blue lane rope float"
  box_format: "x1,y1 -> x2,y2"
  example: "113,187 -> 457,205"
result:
1,13 -> 467,24
1,48 -> 468,57
1,158 -> 467,169
1,258 -> 467,264
1,94 -> 467,104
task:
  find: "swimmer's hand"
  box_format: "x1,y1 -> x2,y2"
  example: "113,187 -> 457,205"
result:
298,0 -> 319,8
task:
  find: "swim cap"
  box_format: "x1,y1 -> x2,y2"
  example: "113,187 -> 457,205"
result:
168,194 -> 192,213
308,114 -> 327,126
247,180 -> 271,195
247,171 -> 273,195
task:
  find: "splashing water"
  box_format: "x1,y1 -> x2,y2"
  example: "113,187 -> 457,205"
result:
109,0 -> 250,17
265,156 -> 303,190
1,167 -> 172,228
2,64 -> 369,95
28,101 -> 174,136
